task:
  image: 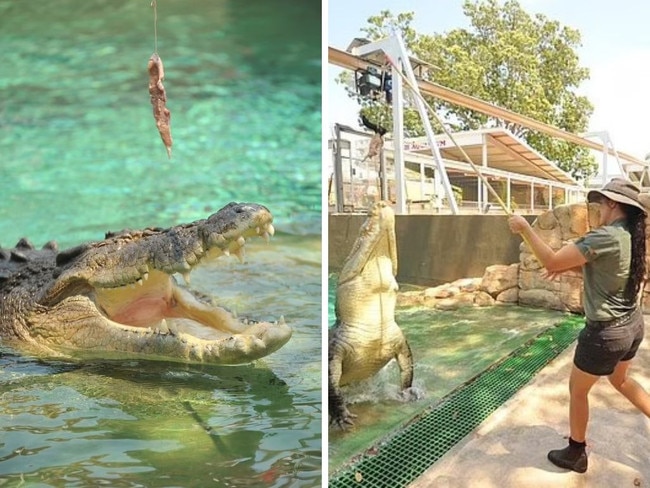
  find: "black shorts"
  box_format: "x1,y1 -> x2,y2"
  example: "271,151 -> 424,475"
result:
573,308 -> 645,376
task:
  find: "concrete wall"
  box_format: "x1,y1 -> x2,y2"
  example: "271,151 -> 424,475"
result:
329,213 -> 535,287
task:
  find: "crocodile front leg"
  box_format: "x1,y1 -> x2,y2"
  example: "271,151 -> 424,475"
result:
396,337 -> 414,390
328,336 -> 356,429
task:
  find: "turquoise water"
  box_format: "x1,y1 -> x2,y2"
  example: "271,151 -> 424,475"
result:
0,1 -> 321,486
0,0 -> 321,248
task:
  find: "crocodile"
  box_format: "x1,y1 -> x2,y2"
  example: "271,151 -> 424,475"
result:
328,201 -> 414,428
0,202 -> 291,364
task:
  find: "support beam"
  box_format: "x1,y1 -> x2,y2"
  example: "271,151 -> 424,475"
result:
379,148 -> 387,200
334,124 -> 345,213
329,46 -> 647,168
391,60 -> 406,213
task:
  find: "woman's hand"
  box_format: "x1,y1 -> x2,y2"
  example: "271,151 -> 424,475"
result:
541,269 -> 561,281
508,214 -> 530,234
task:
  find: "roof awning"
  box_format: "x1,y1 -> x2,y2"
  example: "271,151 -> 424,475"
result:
401,127 -> 580,186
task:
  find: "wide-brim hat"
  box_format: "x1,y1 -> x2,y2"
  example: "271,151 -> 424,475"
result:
587,178 -> 647,215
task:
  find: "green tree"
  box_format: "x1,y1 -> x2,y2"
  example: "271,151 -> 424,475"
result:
336,11 -> 428,137
338,1 -> 597,181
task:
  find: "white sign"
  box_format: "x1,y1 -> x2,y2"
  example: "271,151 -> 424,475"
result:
403,139 -> 447,152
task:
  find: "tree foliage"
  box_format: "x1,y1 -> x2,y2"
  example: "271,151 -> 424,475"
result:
338,1 -> 598,181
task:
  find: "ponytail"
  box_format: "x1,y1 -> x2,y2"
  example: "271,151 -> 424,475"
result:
624,206 -> 647,303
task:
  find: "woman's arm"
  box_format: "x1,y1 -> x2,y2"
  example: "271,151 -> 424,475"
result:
509,215 -> 587,273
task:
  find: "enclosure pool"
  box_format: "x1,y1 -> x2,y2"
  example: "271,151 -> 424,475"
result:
0,0 -> 321,486
327,274 -> 577,475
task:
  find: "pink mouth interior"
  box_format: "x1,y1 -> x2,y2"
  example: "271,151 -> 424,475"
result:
93,269 -> 183,328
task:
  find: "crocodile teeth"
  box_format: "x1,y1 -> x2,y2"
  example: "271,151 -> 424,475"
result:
255,223 -> 274,242
167,320 -> 178,336
182,272 -> 191,285
233,247 -> 245,263
137,279 -> 143,286
212,234 -> 226,245
157,319 -> 170,334
255,224 -> 275,241
278,315 -> 286,325
236,236 -> 246,247
222,248 -> 230,257
143,272 -> 149,281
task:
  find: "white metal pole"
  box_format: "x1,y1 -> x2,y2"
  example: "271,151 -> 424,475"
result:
391,62 -> 406,214
379,147 -> 387,200
392,35 -> 459,214
419,163 -> 425,201
481,134 -> 488,212
334,124 -> 345,213
602,141 -> 608,185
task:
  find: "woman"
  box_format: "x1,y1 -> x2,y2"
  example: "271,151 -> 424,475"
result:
508,178 -> 650,473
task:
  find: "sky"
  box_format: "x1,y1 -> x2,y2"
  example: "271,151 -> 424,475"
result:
326,0 -> 650,169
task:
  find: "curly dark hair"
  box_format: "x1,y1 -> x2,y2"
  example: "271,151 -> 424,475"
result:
623,205 -> 647,303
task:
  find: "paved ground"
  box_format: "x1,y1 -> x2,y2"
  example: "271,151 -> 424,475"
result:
410,318 -> 650,488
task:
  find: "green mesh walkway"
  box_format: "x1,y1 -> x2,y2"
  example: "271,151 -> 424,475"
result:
329,316 -> 584,488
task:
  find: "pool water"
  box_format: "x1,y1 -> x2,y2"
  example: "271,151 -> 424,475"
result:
0,0 -> 321,247
0,1 -> 321,486
328,275 -> 571,472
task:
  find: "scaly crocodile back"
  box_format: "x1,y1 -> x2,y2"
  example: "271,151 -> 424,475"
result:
0,239 -> 61,336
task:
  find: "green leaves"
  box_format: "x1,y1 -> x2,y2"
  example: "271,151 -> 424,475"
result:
345,1 -> 598,181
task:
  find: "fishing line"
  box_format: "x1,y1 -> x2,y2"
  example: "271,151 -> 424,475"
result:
151,0 -> 158,54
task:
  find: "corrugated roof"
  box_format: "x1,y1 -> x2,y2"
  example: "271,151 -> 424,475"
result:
401,127 -> 580,187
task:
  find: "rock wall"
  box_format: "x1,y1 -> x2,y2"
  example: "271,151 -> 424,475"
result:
397,264 -> 519,311
517,202 -> 596,312
397,198 -> 650,313
520,198 -> 650,314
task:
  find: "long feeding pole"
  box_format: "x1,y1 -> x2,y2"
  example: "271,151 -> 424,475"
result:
383,54 -> 510,213
382,51 -> 542,258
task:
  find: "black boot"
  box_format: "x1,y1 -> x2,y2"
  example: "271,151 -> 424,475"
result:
547,438 -> 588,473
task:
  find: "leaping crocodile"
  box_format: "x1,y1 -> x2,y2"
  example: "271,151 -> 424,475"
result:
0,202 -> 291,364
328,201 -> 414,428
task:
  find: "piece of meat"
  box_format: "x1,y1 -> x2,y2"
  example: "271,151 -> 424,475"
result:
362,133 -> 384,162
148,53 -> 172,158
360,114 -> 387,162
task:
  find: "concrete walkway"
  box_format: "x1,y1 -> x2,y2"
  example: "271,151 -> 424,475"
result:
410,318 -> 650,488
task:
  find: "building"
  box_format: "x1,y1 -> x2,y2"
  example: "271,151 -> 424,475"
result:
329,125 -> 586,214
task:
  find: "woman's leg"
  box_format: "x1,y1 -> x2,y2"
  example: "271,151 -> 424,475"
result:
608,360 -> 650,416
547,365 -> 599,473
569,365 -> 600,442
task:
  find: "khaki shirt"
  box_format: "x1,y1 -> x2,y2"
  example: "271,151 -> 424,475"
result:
574,220 -> 634,321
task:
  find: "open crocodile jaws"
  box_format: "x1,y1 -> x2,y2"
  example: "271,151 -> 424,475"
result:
0,202 -> 292,364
